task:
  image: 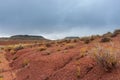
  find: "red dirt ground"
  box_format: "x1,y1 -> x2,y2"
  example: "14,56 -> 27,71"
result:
1,35 -> 120,80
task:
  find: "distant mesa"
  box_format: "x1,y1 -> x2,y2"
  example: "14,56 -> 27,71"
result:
10,35 -> 47,40
64,37 -> 80,40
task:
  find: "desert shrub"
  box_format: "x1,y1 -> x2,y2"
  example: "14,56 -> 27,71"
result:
71,39 -> 79,43
12,56 -> 18,60
76,66 -> 81,78
10,49 -> 17,55
57,49 -> 61,51
13,45 -> 24,51
0,47 -> 4,50
4,46 -> 13,52
63,40 -> 71,43
65,43 -> 75,49
111,29 -> 120,37
84,39 -> 90,44
0,68 -> 4,73
0,75 -> 3,80
0,60 -> 1,63
80,47 -> 88,57
72,39 -> 77,43
80,37 -> 91,44
45,43 -> 52,47
4,45 -> 24,53
100,37 -> 111,42
80,37 -> 89,41
92,46 -> 118,72
37,46 -> 47,51
90,36 -> 95,41
42,51 -> 51,55
103,32 -> 112,37
22,59 -> 29,67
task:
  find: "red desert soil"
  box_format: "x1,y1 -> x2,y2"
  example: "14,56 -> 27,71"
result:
0,50 -> 16,80
1,35 -> 120,80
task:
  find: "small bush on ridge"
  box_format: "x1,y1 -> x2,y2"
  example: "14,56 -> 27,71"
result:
92,46 -> 118,72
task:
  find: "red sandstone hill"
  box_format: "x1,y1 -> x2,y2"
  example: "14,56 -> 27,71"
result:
0,29 -> 120,80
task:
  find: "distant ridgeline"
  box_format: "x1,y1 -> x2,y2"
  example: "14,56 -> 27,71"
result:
64,37 -> 80,40
10,35 -> 47,40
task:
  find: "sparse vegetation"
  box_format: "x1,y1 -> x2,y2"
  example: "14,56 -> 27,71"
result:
100,37 -> 111,42
84,39 -> 90,44
45,43 -> 52,47
3,44 -> 24,55
1,29 -> 120,80
37,46 -> 47,51
92,45 -> 118,72
13,45 -> 24,51
0,75 -> 3,80
103,32 -> 112,37
57,49 -> 61,51
111,29 -> 120,37
80,47 -> 88,57
4,46 -> 13,52
12,56 -> 18,60
10,49 -> 17,55
65,43 -> 75,49
80,37 -> 91,44
76,66 -> 81,78
0,60 -> 1,63
42,51 -> 51,55
0,68 -> 4,73
22,59 -> 30,67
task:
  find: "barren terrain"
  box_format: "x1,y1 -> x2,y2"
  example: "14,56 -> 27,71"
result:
0,30 -> 120,80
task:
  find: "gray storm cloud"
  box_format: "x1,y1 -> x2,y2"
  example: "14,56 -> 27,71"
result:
0,0 -> 120,39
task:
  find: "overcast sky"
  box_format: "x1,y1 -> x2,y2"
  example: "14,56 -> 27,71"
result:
0,0 -> 120,39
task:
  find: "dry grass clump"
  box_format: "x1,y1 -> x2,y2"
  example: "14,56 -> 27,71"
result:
111,29 -> 120,37
12,56 -> 18,60
42,50 -> 51,55
0,75 -> 3,80
22,59 -> 30,67
80,47 -> 88,57
75,61 -> 81,78
4,44 -> 24,51
4,46 -> 13,52
37,46 -> 47,51
13,45 -> 24,51
80,36 -> 95,44
76,66 -> 81,78
65,43 -> 75,49
92,45 -> 118,72
80,37 -> 90,44
10,49 -> 17,55
80,35 -> 100,44
100,37 -> 111,42
3,44 -> 24,55
63,40 -> 71,43
103,32 -> 112,37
